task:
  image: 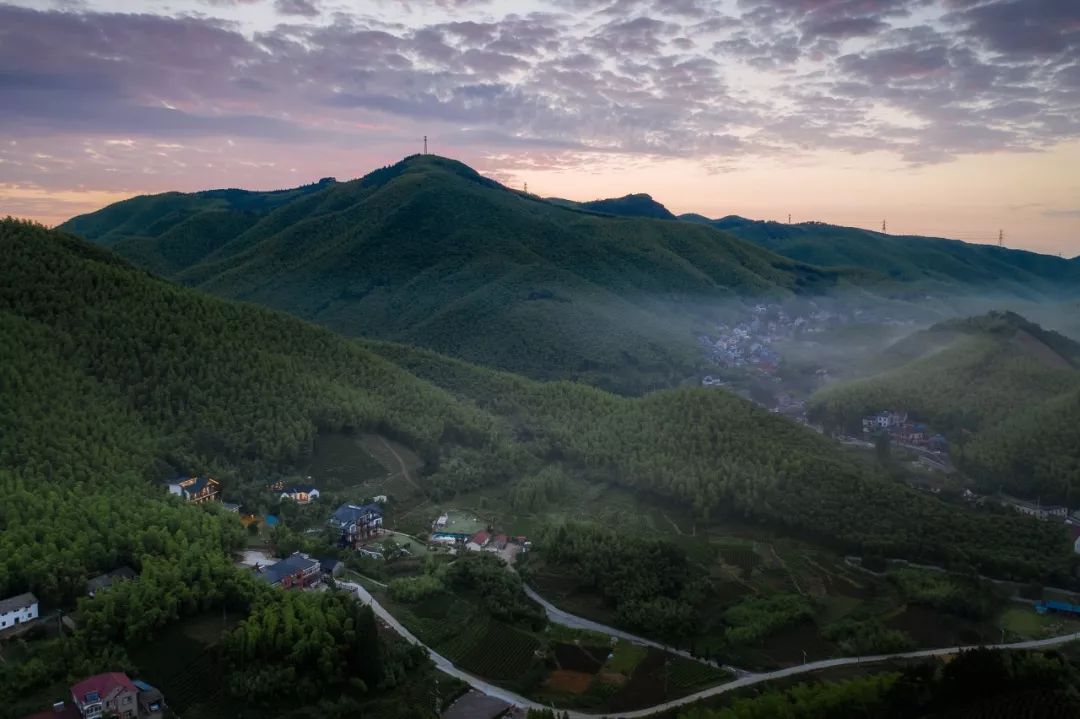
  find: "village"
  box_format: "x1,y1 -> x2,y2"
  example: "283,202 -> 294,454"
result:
6,451 -> 1080,719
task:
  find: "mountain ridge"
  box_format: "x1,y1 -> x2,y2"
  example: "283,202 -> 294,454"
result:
59,155 -> 855,393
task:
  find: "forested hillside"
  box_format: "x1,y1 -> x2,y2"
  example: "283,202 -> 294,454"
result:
3,218 -> 1073,598
687,215 -> 1080,298
59,155 -> 851,394
809,312 -> 1080,502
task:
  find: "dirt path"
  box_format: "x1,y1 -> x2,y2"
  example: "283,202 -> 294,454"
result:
769,545 -> 804,596
378,435 -> 422,492
661,512 -> 683,535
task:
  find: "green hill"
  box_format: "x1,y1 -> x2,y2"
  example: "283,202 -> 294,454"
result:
684,215 -> 1080,299
576,193 -> 678,219
59,156 -> 855,394
809,311 -> 1080,502
3,217 -> 1073,596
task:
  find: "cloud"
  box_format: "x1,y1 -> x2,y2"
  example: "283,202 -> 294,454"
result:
0,0 -> 1076,174
1044,208 -> 1080,219
274,0 -> 320,16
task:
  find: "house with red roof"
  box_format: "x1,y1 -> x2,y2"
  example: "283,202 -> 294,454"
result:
484,534 -> 509,552
466,530 -> 491,552
71,673 -> 137,718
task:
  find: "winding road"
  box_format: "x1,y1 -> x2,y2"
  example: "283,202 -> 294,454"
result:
342,580 -> 1080,719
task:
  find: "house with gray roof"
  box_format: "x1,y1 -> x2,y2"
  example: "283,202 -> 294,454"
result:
0,592 -> 39,633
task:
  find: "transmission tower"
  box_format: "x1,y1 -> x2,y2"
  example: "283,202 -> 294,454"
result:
999,229 -> 1004,247
423,136 -> 428,154
882,219 -> 887,234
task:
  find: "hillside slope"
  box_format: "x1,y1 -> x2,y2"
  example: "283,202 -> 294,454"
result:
809,311 -> 1080,501
3,218 -> 1072,590
59,156 -> 852,393
685,215 -> 1080,299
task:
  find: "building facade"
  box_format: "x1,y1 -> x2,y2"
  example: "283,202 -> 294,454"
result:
0,592 -> 38,632
166,475 -> 221,504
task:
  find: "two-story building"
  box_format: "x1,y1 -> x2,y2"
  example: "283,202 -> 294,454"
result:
328,503 -> 384,548
0,592 -> 38,633
165,475 -> 221,504
257,553 -> 321,589
71,673 -> 139,719
280,485 -> 320,504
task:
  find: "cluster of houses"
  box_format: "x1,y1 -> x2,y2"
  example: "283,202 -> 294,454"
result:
429,515 -> 529,556
698,324 -> 781,376
250,500 -> 388,589
861,411 -> 945,447
19,672 -> 166,719
699,303 -> 849,379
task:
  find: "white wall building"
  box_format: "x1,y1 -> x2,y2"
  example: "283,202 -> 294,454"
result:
0,592 -> 39,632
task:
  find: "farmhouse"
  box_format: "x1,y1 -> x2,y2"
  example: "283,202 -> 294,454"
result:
257,553 -> 321,589
328,503 -> 384,548
0,592 -> 38,633
466,530 -> 491,552
165,475 -> 220,504
485,534 -> 509,552
70,672 -> 151,719
86,567 -> 137,597
280,485 -> 320,504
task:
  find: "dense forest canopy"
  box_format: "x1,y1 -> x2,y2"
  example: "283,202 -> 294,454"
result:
2,218 -> 1074,602
58,155 -> 881,394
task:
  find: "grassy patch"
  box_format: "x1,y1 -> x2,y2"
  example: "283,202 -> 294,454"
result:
607,641 -> 648,674
999,605 -> 1080,640
304,432 -> 390,491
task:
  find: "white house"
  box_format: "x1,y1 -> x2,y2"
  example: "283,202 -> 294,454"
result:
0,592 -> 39,632
280,485 -> 320,504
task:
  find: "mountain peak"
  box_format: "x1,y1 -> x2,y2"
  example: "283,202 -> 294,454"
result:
578,193 -> 676,220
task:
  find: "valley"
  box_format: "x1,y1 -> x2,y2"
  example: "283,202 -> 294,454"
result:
5,156 -> 1080,719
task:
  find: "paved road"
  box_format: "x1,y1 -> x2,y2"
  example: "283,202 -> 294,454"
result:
520,583 -> 748,674
343,580 -> 1080,719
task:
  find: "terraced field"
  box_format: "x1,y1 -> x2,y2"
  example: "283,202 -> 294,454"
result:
455,621 -> 542,680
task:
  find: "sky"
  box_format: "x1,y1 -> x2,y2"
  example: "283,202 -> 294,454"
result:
0,0 -> 1078,255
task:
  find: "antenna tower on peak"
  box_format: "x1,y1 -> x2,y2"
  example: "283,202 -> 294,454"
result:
423,136 -> 428,154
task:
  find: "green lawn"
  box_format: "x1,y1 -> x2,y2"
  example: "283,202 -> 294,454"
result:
999,605 -> 1080,640
607,641 -> 648,674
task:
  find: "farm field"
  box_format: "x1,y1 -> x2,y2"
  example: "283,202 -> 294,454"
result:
303,432 -> 391,491
127,611 -> 244,719
525,518 -> 1052,673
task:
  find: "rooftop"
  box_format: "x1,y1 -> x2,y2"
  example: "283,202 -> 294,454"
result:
329,503 -> 383,526
0,592 -> 38,614
440,690 -> 512,719
258,553 -> 320,585
71,673 -> 137,705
